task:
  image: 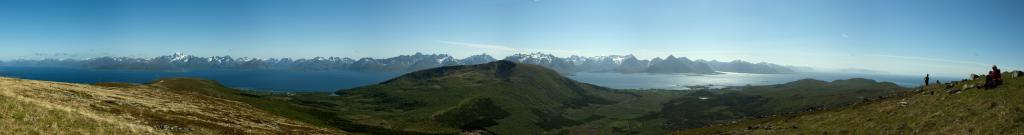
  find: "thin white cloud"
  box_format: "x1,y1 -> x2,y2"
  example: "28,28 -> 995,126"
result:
841,33 -> 849,38
435,40 -> 580,54
871,54 -> 989,66
525,48 -> 581,54
435,40 -> 516,51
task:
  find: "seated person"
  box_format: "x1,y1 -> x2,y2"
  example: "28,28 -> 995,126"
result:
985,65 -> 1002,88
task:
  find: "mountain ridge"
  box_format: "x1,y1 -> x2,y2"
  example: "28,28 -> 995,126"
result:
1,52 -> 800,74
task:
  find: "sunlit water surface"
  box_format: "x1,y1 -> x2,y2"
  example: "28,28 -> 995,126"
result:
0,66 -> 959,92
0,66 -> 401,92
568,72 -> 959,90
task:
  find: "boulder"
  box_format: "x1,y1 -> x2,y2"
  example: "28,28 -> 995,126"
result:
462,130 -> 496,135
947,88 -> 962,94
962,84 -> 975,91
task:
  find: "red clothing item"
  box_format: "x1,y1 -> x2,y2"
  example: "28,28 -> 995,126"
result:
991,70 -> 1002,80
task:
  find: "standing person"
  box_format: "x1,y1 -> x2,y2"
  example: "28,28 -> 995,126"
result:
925,74 -> 930,86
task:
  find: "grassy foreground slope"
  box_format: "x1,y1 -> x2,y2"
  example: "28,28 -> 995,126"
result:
676,73 -> 1024,134
0,77 -> 346,134
0,95 -> 144,134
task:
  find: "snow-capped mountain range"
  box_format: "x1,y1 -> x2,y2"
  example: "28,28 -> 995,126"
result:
0,52 -> 799,74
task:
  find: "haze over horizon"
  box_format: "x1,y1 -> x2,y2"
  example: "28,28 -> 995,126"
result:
2,0 -> 1022,77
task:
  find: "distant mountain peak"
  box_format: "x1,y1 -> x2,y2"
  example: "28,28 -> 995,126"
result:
460,53 -> 498,65
386,60 -> 524,83
12,52 -> 804,74
170,52 -> 189,62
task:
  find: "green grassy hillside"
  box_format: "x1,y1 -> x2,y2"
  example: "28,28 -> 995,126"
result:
0,60 -> 917,135
628,78 -> 909,133
0,77 -> 344,134
741,78 -> 907,115
676,73 -> 1024,134
317,61 -> 909,134
332,60 -> 640,134
0,96 -> 145,134
138,78 -> 426,135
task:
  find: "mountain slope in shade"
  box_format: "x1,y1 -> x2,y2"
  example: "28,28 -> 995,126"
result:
0,77 -> 346,134
503,53 -> 579,73
675,73 -> 1024,134
644,55 -> 716,74
705,60 -> 795,74
460,53 -> 498,65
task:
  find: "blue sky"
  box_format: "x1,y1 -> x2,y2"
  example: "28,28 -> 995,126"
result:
0,0 -> 1022,77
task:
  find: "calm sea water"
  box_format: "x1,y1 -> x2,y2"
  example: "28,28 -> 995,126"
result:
0,66 -> 402,92
0,66 -> 959,92
568,72 -> 961,90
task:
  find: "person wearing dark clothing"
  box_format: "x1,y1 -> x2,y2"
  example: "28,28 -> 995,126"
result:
925,74 -> 930,86
991,65 -> 1002,84
985,65 -> 1003,89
